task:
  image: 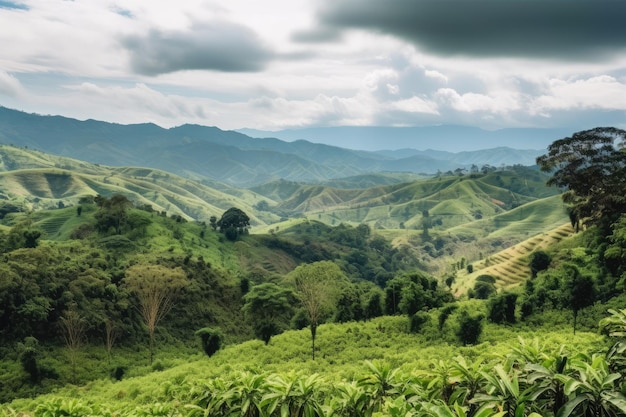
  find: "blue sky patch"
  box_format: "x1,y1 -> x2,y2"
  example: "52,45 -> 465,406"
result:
0,1 -> 28,10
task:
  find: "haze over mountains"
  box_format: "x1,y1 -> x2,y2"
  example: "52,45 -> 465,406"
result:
238,126 -> 573,152
0,106 -> 567,187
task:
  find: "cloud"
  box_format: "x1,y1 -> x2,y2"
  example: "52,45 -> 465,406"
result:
532,75 -> 626,113
122,20 -> 274,75
0,71 -> 23,97
308,0 -> 626,60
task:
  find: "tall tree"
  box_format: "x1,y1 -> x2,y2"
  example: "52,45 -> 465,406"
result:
536,127 -> 626,231
124,264 -> 188,364
290,261 -> 344,360
566,265 -> 595,334
94,194 -> 133,235
242,283 -> 294,344
60,308 -> 86,383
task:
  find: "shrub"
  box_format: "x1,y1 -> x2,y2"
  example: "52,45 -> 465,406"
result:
195,327 -> 223,357
409,312 -> 430,333
456,311 -> 484,345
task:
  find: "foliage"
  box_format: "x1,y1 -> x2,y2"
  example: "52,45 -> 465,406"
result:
456,310 -> 484,345
217,207 -> 250,241
94,194 -> 133,235
290,261 -> 345,359
471,281 -> 497,300
488,293 -> 518,325
195,327 -> 223,357
123,264 -> 188,363
409,311 -> 430,333
242,283 -> 294,344
566,266 -> 596,334
530,250 -> 551,278
384,271 -> 452,316
536,127 -> 626,232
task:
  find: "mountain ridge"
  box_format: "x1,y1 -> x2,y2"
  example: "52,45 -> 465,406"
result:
1,106 -> 562,187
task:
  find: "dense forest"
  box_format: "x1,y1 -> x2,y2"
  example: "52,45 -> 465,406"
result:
1,127 -> 626,416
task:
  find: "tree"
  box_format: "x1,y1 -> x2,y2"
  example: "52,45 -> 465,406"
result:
471,280 -> 496,300
18,336 -> 41,383
242,283 -> 294,344
60,308 -> 86,383
290,261 -> 344,360
195,327 -> 223,357
209,216 -> 217,231
530,250 -> 551,278
536,127 -> 626,231
217,207 -> 250,241
409,312 -> 430,333
364,289 -> 383,320
438,304 -> 457,331
94,194 -> 132,235
104,319 -> 121,365
566,266 -> 595,334
488,293 -> 518,324
456,310 -> 484,345
123,264 -> 188,364
334,285 -> 364,323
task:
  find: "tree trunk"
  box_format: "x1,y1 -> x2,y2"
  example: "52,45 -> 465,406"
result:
149,329 -> 155,364
310,324 -> 317,360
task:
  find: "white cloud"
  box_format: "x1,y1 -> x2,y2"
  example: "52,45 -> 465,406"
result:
434,88 -> 520,114
0,0 -> 625,133
533,76 -> 626,112
391,96 -> 438,115
424,69 -> 448,83
0,71 -> 23,97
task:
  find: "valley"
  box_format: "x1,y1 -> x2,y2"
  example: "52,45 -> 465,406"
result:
0,120 -> 625,417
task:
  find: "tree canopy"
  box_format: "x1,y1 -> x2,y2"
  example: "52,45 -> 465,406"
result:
242,283 -> 294,344
290,260 -> 345,360
217,207 -> 250,241
536,127 -> 626,231
123,264 -> 188,363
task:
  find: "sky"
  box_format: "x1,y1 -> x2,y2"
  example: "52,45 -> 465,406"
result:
1,0 -> 626,139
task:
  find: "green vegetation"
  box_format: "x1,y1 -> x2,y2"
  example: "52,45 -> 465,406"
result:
1,128 -> 626,416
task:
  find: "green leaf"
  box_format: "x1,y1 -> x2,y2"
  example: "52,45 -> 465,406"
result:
556,396 -> 587,417
603,391 -> 626,414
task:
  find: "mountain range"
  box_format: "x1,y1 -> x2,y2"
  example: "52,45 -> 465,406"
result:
0,106 -> 563,187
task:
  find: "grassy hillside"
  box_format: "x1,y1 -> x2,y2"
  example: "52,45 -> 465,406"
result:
0,145 -> 278,226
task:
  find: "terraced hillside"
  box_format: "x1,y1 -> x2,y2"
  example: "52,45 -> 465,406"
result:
453,222 -> 576,295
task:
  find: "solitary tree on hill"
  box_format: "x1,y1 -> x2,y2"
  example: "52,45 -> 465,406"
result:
217,207 -> 250,241
291,261 -> 344,360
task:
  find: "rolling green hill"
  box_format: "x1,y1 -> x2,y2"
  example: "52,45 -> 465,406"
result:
0,145 -> 278,226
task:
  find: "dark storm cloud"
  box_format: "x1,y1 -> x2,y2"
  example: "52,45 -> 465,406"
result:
309,0 -> 626,60
123,21 -> 274,75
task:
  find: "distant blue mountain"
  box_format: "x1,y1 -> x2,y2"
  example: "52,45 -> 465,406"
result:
0,106 -> 563,187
